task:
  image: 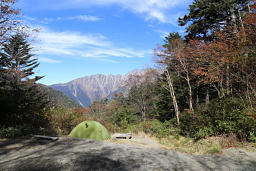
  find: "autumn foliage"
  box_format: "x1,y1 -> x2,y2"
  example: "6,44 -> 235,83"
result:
152,2 -> 256,141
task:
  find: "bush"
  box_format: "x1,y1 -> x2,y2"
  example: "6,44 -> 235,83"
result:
48,107 -> 87,135
148,120 -> 168,138
112,106 -> 136,129
137,119 -> 179,139
0,125 -> 36,138
179,97 -> 256,141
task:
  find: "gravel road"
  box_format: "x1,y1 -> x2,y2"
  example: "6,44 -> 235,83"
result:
0,137 -> 256,171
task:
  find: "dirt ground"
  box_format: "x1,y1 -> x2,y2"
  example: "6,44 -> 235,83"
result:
0,137 -> 256,171
108,132 -> 165,149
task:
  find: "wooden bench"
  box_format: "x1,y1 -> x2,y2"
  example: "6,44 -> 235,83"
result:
33,135 -> 59,141
113,133 -> 132,139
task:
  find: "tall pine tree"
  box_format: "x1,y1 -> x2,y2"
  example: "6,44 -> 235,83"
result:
0,34 -> 49,127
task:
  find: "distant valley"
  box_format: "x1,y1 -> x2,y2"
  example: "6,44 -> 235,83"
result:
50,69 -> 146,107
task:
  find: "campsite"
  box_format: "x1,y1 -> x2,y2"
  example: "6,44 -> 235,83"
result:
1,0 -> 256,170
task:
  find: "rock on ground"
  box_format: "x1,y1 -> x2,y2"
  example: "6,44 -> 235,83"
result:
0,138 -> 256,171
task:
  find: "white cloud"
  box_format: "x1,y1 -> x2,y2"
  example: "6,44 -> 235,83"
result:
34,27 -> 151,63
146,11 -> 166,23
30,0 -> 192,24
44,15 -> 101,22
70,0 -> 192,23
115,0 -> 180,23
23,15 -> 101,25
37,57 -> 61,63
96,58 -> 120,64
23,16 -> 37,21
38,29 -> 109,47
80,48 -> 150,59
67,15 -> 101,22
39,47 -> 75,56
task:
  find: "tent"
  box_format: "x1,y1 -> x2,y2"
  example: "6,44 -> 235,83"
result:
69,120 -> 110,140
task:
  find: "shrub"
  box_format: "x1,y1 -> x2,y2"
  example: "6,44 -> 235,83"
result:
0,125 -> 35,138
48,107 -> 87,135
112,106 -> 136,129
219,133 -> 238,148
180,97 -> 256,142
138,119 -> 179,139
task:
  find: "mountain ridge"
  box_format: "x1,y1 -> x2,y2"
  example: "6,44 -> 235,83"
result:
39,84 -> 81,108
50,69 -> 146,107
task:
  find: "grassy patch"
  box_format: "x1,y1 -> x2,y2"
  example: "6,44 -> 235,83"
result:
235,141 -> 256,152
158,135 -> 222,154
110,121 -> 223,154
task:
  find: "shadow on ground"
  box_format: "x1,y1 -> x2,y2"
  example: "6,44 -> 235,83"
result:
0,138 -> 256,171
0,138 -> 135,171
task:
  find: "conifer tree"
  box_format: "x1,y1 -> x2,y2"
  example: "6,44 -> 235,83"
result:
178,0 -> 251,40
0,34 -> 49,126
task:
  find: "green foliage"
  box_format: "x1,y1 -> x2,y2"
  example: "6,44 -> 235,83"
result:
153,80 -> 175,121
194,127 -> 214,140
179,97 -> 256,141
69,120 -> 110,140
206,146 -> 221,154
178,0 -> 250,40
153,72 -> 191,122
0,125 -> 41,138
163,32 -> 183,49
0,34 -> 49,127
248,131 -> 256,142
148,120 -> 173,138
112,106 -> 136,128
0,126 -> 28,138
133,119 -> 179,139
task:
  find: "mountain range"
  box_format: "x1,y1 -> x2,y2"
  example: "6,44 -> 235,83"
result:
50,69 -> 146,107
39,84 -> 81,108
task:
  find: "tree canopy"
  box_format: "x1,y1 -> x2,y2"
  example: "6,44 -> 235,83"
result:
178,0 -> 252,40
0,0 -> 20,46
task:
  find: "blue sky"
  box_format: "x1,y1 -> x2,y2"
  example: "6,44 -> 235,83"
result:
17,0 -> 193,85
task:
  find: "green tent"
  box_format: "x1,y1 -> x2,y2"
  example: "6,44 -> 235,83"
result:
69,120 -> 110,140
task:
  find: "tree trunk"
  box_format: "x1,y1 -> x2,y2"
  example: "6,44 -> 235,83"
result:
196,89 -> 199,105
238,10 -> 245,33
231,7 -> 238,33
142,102 -> 146,122
178,55 -> 194,111
248,81 -> 256,98
220,75 -> 225,97
226,64 -> 230,95
214,84 -> 221,97
248,3 -> 251,13
246,77 -> 253,108
206,88 -> 210,104
166,69 -> 180,125
186,72 -> 194,111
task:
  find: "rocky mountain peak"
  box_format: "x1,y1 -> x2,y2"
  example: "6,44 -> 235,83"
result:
51,69 -> 146,107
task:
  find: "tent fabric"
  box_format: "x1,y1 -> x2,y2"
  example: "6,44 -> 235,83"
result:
69,120 -> 110,140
